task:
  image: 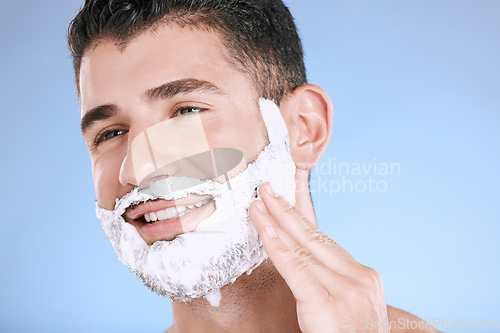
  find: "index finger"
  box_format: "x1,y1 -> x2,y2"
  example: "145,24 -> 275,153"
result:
259,182 -> 360,274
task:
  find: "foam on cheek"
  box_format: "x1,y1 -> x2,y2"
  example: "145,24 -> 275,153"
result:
96,99 -> 296,305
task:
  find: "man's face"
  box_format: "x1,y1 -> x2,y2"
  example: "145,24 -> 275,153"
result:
78,23 -> 299,302
80,24 -> 268,244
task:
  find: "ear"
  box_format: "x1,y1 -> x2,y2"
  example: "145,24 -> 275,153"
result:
280,84 -> 333,170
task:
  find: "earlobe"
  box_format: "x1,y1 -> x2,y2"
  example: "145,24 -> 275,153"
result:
281,84 -> 333,170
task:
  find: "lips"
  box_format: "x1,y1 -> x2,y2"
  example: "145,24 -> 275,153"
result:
124,195 -> 216,244
126,195 -> 212,220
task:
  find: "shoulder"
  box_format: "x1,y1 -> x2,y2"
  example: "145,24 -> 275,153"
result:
387,306 -> 441,333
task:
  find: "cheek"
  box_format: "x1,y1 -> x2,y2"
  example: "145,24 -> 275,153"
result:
92,150 -> 126,210
204,109 -> 267,164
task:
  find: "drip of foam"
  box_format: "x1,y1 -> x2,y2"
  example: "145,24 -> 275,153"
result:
204,289 -> 222,307
95,99 -> 296,304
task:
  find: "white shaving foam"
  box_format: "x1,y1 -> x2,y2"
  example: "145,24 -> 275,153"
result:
204,289 -> 222,307
96,99 -> 296,304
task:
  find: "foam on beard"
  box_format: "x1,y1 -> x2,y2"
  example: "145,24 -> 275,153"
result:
96,99 -> 296,306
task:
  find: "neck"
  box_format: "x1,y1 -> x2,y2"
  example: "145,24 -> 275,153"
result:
169,170 -> 315,333
169,260 -> 300,333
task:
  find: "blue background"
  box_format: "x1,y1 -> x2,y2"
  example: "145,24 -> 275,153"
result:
1,0 -> 498,332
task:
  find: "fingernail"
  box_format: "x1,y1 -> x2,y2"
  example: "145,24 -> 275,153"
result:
256,200 -> 268,214
265,183 -> 278,197
265,224 -> 278,238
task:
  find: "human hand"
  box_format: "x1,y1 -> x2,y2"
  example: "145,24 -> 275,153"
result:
249,182 -> 389,333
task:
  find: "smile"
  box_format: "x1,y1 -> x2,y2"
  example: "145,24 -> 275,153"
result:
124,195 -> 216,244
144,198 -> 213,223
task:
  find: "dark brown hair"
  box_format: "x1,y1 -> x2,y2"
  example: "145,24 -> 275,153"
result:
68,0 -> 307,104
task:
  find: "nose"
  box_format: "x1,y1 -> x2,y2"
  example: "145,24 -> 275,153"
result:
119,129 -> 161,187
119,142 -> 138,186
119,113 -> 213,188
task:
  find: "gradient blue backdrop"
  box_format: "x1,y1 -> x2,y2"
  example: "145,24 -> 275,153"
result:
1,1 -> 498,332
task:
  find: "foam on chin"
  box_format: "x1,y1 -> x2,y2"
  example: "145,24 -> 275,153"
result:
95,99 -> 296,303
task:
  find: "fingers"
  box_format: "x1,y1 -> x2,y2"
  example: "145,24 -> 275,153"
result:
252,199 -> 345,293
249,183 -> 390,333
255,182 -> 359,275
250,200 -> 336,305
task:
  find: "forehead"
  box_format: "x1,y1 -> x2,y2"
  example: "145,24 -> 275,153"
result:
79,24 -> 240,116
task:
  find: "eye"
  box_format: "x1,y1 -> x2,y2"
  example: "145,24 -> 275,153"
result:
175,106 -> 206,116
96,129 -> 127,145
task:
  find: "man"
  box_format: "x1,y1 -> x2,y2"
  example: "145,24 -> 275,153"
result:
68,0 -> 439,332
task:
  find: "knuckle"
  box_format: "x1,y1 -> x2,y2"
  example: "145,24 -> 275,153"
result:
304,227 -> 334,245
339,267 -> 384,304
290,245 -> 320,269
358,265 -> 383,288
292,244 -> 312,259
282,202 -> 295,214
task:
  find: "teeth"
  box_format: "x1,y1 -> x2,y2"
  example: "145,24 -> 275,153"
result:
163,207 -> 178,219
156,209 -> 168,220
149,211 -> 158,222
142,199 -> 212,223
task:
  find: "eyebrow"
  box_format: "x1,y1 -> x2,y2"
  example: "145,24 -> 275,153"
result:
144,78 -> 225,102
80,78 -> 224,136
80,104 -> 118,135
